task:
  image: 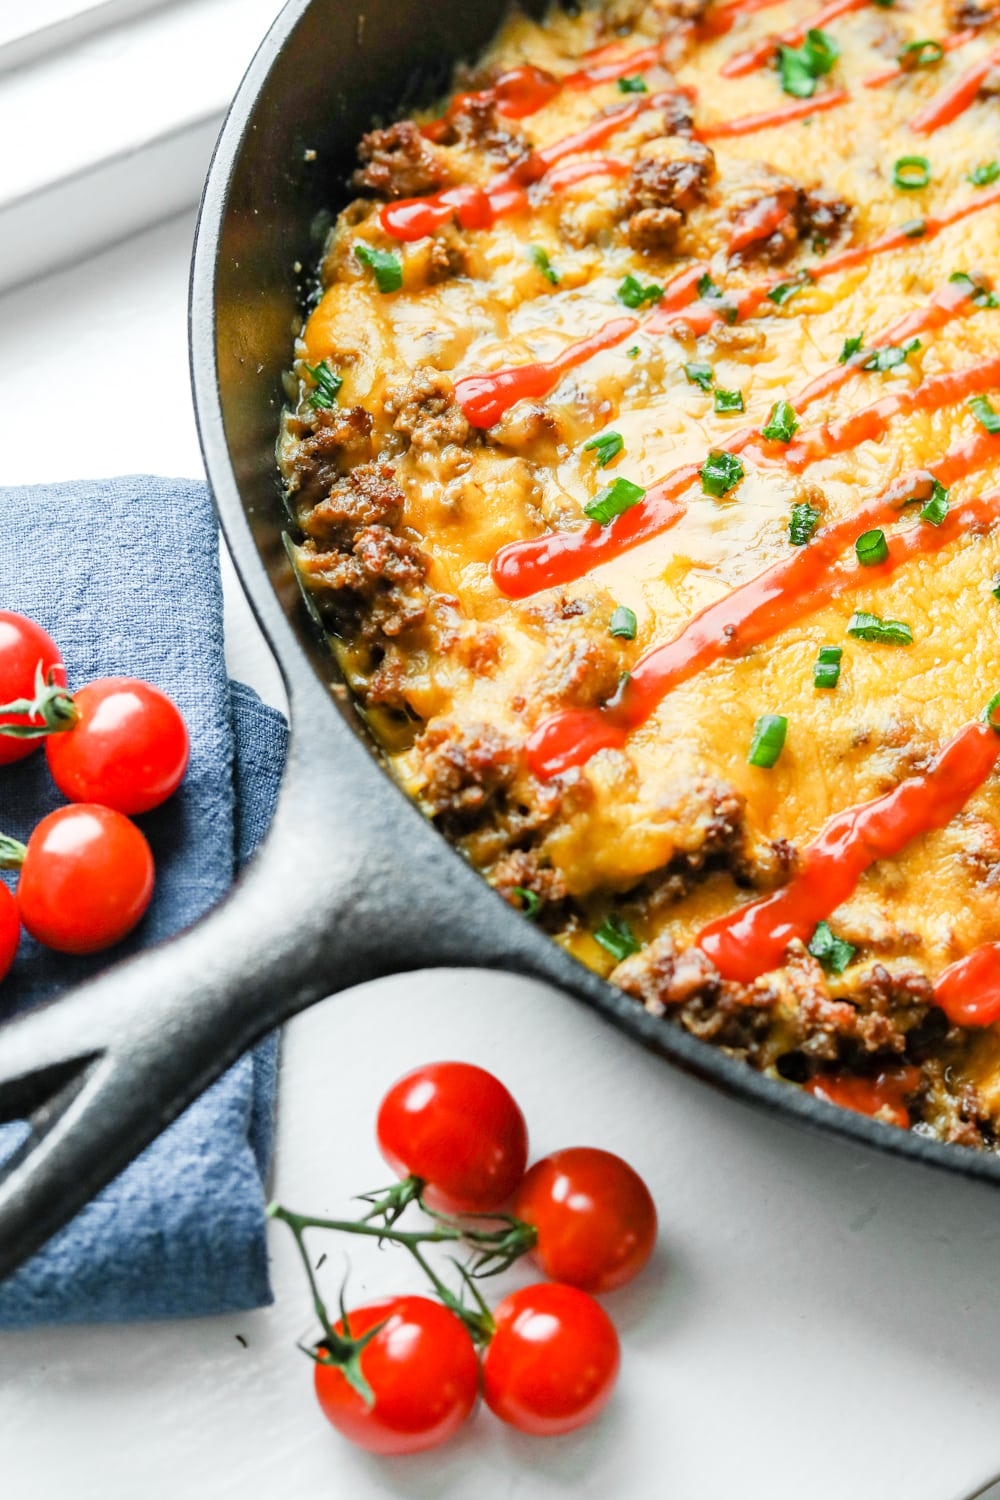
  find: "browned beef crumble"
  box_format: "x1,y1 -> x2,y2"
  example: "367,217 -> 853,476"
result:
624,140 -> 716,251
287,406 -> 375,511
435,95 -> 528,165
728,184 -> 852,264
352,120 -> 450,200
301,462 -> 403,546
384,368 -> 472,453
946,0 -> 997,26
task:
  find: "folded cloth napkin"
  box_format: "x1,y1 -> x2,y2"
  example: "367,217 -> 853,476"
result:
0,477 -> 288,1325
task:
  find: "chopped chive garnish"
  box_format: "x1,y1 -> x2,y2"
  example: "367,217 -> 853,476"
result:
789,501 -> 821,545
696,273 -> 738,323
512,886 -> 541,918
862,336 -> 921,372
303,359 -> 343,409
992,575 -> 1000,601
969,395 -> 1000,434
984,692 -> 1000,732
748,713 -> 788,768
813,645 -> 843,689
584,476 -> 646,524
839,333 -> 865,363
627,345 -> 641,357
761,399 -> 799,443
715,388 -> 745,414
893,155 -> 931,190
354,242 -> 403,292
855,528 -> 889,566
920,481 -> 949,525
594,912 -> 641,962
618,74 -> 648,92
699,451 -> 745,498
898,38 -> 944,67
767,271 -> 813,305
948,270 -> 999,308
847,611 -> 913,645
968,161 -> 1000,187
609,605 -> 638,639
528,244 -> 560,284
617,273 -> 663,308
684,360 -> 714,390
583,430 -> 624,467
902,217 -> 927,238
808,920 -> 856,974
778,28 -> 840,98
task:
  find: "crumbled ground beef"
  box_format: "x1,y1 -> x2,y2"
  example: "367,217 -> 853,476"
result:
490,847 -> 570,919
352,121 -> 450,200
436,96 -> 528,165
946,0 -> 996,26
287,406 -> 375,513
301,462 -> 403,547
624,139 -> 716,252
414,721 -> 518,826
728,181 -> 851,263
383,368 -> 471,453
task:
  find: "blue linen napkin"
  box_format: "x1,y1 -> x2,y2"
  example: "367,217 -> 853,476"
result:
0,477 -> 288,1325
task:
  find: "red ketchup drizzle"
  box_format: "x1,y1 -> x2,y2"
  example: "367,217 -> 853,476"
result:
720,0 -> 868,77
935,944 -> 1000,1027
809,182 -> 1000,279
563,42 -> 667,89
804,1068 -> 920,1128
728,194 -> 795,255
523,487 -> 1000,778
697,720 -> 1000,984
422,65 -> 560,142
541,157 -> 630,190
702,0 -> 792,39
700,88 -> 849,138
910,43 -> 1000,133
864,28 -> 976,88
453,317 -> 637,429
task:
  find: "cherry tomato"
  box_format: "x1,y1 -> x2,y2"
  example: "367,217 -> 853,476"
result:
313,1295 -> 479,1454
0,613 -> 65,767
45,678 -> 189,815
377,1061 -> 529,1212
482,1283 -> 620,1436
513,1146 -> 657,1293
16,805 -> 155,954
0,883 -> 20,981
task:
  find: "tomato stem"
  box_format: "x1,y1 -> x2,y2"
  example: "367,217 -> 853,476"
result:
0,835 -> 27,870
0,663 -> 77,740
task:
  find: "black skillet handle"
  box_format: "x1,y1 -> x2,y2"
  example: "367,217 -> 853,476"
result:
0,667 -> 565,1284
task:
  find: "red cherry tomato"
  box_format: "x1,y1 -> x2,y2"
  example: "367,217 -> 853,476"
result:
313,1296 -> 479,1455
0,613 -> 65,767
0,883 -> 20,981
16,805 -> 155,954
377,1061 -> 529,1212
45,678 -> 189,815
482,1283 -> 620,1436
513,1147 -> 657,1293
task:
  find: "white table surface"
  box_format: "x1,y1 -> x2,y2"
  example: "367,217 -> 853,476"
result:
2,209 -> 1000,1500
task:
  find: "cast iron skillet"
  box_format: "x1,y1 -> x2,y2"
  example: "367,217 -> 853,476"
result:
0,0 -> 998,1284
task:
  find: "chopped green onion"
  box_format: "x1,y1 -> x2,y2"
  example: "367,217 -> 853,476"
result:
609,605 -> 638,639
920,481 -> 949,525
893,155 -> 931,190
714,388 -> 745,414
699,451 -> 745,498
969,395 -> 1000,434
761,399 -> 799,443
748,713 -> 788,768
594,912 -> 641,962
855,528 -> 889,566
968,161 -> 1000,188
303,360 -> 343,409
789,501 -> 821,545
684,361 -> 714,390
898,38 -> 944,67
512,886 -> 541,918
618,74 -> 648,92
778,28 -> 840,98
901,217 -> 926,238
862,337 -> 921,372
767,271 -> 813,305
982,692 -> 1000,733
813,645 -> 843,689
847,611 -> 913,645
808,920 -> 856,974
992,575 -> 1000,601
696,273 -> 738,323
948,270 -> 999,308
839,333 -> 865,363
528,245 -> 560,284
617,274 -> 663,309
584,476 -> 646,524
627,345 -> 641,357
583,430 -> 624,467
354,242 -> 403,293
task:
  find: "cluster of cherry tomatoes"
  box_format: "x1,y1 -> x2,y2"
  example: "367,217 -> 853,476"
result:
274,1060 -> 657,1454
0,611 -> 190,976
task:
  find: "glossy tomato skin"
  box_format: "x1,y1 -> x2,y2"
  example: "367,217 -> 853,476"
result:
313,1296 -> 479,1455
0,613 -> 65,767
45,677 -> 189,814
377,1061 -> 528,1212
514,1147 -> 657,1293
482,1283 -> 620,1436
0,883 -> 20,981
16,805 -> 155,954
